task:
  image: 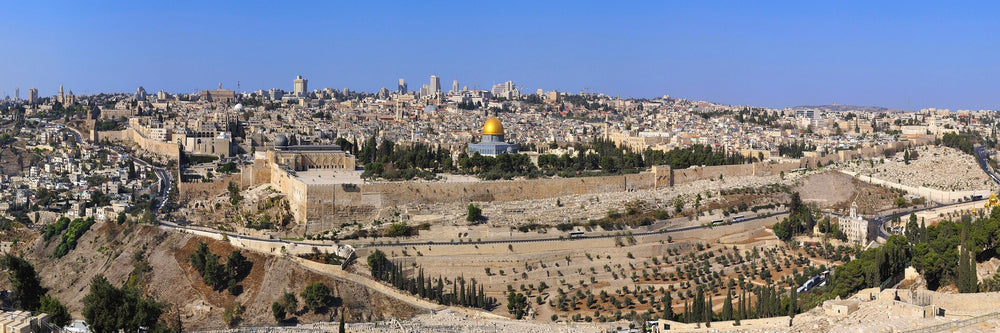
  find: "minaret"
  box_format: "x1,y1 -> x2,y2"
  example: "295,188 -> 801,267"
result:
604,113 -> 610,139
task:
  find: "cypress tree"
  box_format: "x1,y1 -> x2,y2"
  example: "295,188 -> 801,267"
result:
737,289 -> 744,323
663,292 -> 674,320
459,277 -> 466,306
478,285 -> 486,308
705,294 -> 713,327
789,287 -> 798,320
684,300 -> 690,323
722,290 -> 733,320
436,276 -> 444,304
426,274 -> 433,300
694,288 -> 704,326
416,269 -> 425,298
451,280 -> 457,305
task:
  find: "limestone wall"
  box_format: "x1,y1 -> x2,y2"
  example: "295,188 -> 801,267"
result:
361,173 -> 655,207
652,165 -> 672,188
240,139 -> 933,227
930,291 -> 1000,317
269,164 -> 309,224
241,158 -> 273,187
178,174 -> 242,202
97,128 -> 180,160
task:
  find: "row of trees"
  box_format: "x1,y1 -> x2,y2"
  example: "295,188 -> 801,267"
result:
368,250 -> 497,310
456,151 -> 538,180
777,142 -> 816,158
357,136 -> 757,181
643,144 -> 757,170
359,138 -> 454,180
669,284 -> 798,327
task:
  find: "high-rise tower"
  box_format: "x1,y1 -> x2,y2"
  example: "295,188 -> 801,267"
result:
293,75 -> 308,97
398,78 -> 407,94
430,75 -> 441,97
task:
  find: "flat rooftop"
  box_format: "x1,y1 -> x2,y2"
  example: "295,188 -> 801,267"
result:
294,169 -> 364,185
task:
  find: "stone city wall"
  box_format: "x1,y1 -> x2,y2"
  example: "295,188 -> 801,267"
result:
178,174 -> 242,202
361,172 -> 655,207
226,139 -> 933,227
269,164 -> 310,225
97,128 -> 180,160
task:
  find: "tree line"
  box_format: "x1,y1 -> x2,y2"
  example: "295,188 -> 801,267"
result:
777,142 -> 816,158
355,136 -> 756,181
937,130 -> 980,155
358,137 -> 453,181
368,250 -> 497,310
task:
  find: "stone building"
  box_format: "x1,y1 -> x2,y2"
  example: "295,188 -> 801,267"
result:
468,117 -> 518,156
201,83 -> 236,103
841,201 -> 869,245
243,139 -> 358,229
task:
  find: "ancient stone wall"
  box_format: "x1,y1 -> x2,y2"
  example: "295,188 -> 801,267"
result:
97,128 -> 180,160
178,174 -> 242,202
361,173 -> 655,207
652,165 -> 672,187
241,158 -> 273,188
241,139 -> 934,227
269,164 -> 309,224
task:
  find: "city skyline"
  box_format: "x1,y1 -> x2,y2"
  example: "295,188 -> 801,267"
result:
4,1 -> 1000,110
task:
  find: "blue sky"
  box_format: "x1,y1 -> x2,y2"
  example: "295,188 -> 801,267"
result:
2,1 -> 999,110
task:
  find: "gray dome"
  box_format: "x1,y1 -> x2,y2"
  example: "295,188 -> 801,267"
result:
275,134 -> 289,146
232,103 -> 244,112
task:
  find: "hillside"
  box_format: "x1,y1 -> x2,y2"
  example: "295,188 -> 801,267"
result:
3,222 -> 422,330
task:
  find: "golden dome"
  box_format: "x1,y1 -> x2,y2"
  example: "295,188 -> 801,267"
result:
482,117 -> 504,135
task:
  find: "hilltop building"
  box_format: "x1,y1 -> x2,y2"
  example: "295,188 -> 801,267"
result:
842,202 -> 869,245
293,75 -> 308,98
468,117 -> 518,156
201,83 -> 236,103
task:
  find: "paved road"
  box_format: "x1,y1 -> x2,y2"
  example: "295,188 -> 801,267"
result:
48,119 -> 175,214
975,145 -> 1000,186
350,211 -> 787,248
